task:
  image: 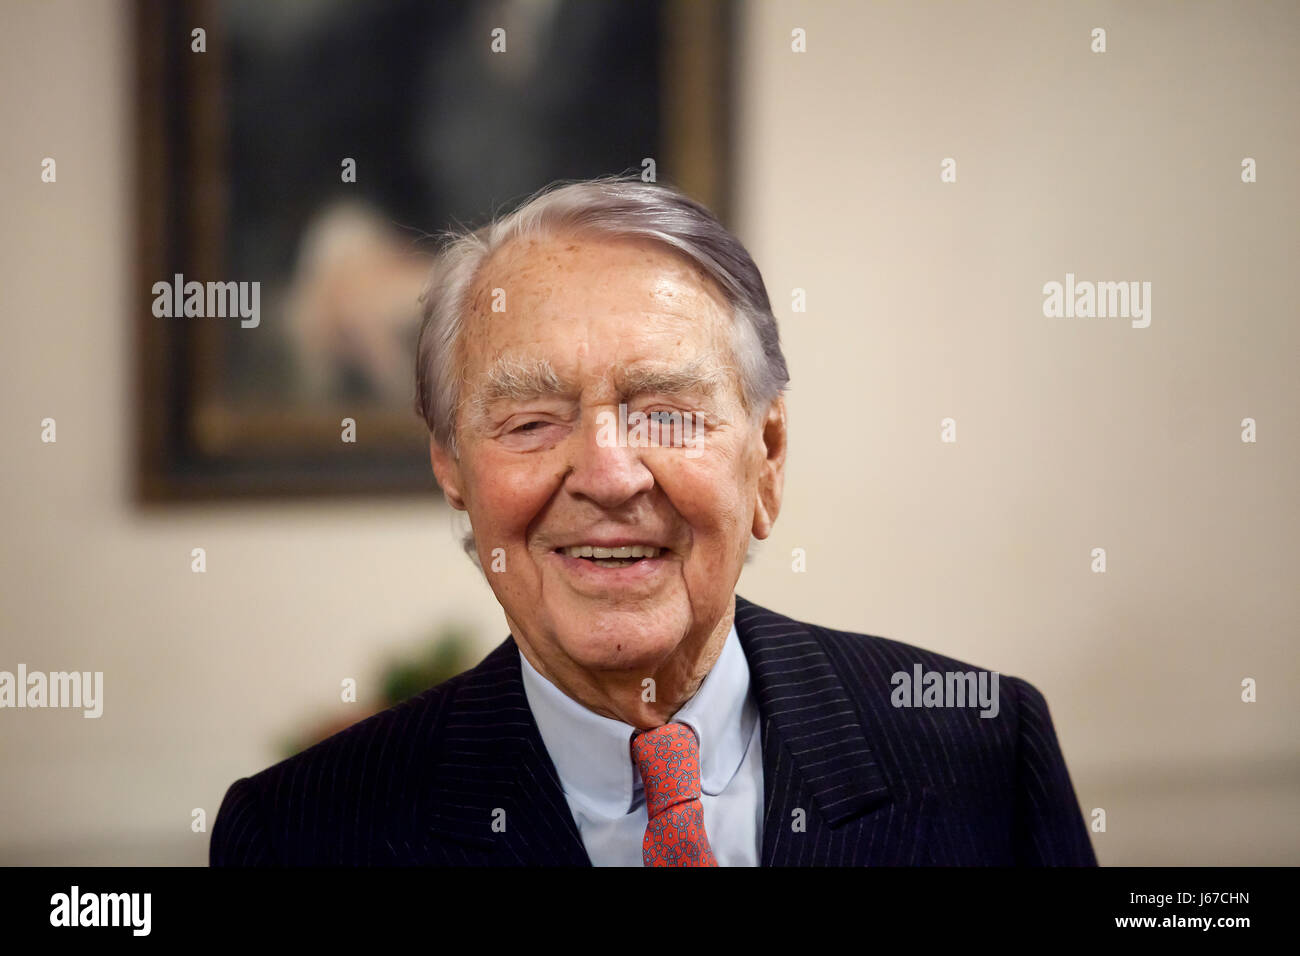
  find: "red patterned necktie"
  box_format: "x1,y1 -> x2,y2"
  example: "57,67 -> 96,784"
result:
629,722 -> 718,866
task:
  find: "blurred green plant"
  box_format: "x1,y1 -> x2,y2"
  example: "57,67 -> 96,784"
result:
380,624 -> 476,705
280,622 -> 478,758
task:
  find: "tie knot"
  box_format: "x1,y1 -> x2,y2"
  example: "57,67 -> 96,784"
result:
630,722 -> 702,818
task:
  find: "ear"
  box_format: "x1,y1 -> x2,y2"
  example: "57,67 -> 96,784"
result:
430,439 -> 468,510
751,396 -> 787,540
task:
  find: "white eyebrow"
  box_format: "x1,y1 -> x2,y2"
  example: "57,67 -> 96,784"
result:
612,356 -> 732,397
463,352 -> 735,436
475,356 -> 569,406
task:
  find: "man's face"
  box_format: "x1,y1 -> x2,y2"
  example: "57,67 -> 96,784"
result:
431,233 -> 784,687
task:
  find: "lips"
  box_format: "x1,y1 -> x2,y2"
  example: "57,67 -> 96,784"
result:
548,538 -> 674,578
558,544 -> 662,560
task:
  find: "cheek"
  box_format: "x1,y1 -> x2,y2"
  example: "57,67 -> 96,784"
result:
466,455 -> 556,537
653,453 -> 748,543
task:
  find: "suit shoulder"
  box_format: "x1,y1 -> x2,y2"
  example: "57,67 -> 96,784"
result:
798,616 -> 1042,731
804,617 -> 1000,679
212,640 -> 512,863
251,661 -> 472,789
736,597 -> 1041,717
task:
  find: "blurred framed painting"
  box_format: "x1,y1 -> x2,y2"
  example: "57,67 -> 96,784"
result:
133,0 -> 735,499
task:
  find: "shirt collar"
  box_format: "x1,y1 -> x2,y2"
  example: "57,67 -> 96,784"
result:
519,620 -> 755,818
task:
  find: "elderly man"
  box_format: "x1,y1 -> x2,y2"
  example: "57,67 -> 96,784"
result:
211,175 -> 1096,867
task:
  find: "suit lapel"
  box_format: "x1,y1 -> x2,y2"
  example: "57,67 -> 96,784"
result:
417,637 -> 591,865
417,596 -> 929,866
734,595 -> 930,865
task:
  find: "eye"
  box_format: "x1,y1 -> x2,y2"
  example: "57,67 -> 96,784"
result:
496,409 -> 573,449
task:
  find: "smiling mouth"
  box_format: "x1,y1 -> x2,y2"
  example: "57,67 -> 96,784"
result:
554,544 -> 664,568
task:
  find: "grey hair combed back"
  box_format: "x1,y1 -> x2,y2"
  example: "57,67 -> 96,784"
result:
413,174 -> 790,455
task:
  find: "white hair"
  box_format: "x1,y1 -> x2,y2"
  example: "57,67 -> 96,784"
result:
414,173 -> 789,455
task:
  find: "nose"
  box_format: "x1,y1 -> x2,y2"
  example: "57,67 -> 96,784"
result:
561,406 -> 655,508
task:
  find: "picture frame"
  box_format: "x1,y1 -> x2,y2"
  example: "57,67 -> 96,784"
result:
133,0 -> 735,500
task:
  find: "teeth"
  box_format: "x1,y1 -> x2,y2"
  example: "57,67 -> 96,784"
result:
561,545 -> 661,559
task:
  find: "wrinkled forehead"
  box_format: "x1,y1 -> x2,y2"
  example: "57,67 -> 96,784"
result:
458,232 -> 736,382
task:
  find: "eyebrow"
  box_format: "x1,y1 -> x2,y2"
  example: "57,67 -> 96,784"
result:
475,356 -> 568,408
612,356 -> 731,398
469,353 -> 731,417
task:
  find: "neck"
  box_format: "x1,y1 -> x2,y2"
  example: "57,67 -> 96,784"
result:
512,596 -> 736,730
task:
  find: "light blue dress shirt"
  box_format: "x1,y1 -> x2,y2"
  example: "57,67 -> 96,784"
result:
518,621 -> 764,866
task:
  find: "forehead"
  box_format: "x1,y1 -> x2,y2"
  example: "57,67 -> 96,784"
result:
459,233 -> 733,375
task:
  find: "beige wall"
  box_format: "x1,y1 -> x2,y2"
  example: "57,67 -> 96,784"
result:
1,0 -> 1296,864
732,0 -> 1299,865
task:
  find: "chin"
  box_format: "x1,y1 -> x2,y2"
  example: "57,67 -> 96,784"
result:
555,609 -> 687,673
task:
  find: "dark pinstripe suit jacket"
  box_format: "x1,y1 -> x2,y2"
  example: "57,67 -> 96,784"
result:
210,595 -> 1097,866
